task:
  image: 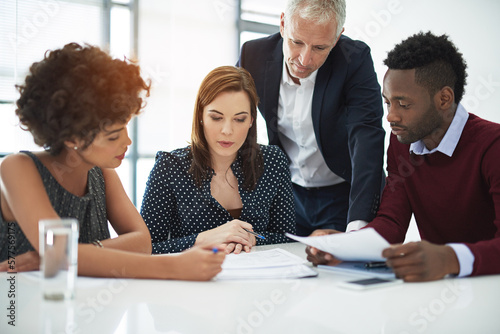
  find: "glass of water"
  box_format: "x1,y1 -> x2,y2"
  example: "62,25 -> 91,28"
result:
39,218 -> 79,301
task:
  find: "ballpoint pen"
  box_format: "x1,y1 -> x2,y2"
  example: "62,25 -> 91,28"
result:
243,228 -> 266,240
364,261 -> 388,268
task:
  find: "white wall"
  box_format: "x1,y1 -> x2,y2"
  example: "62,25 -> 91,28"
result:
137,0 -> 500,155
344,0 -> 500,143
137,0 -> 239,155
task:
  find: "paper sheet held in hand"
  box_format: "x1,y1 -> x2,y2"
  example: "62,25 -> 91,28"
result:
286,228 -> 389,262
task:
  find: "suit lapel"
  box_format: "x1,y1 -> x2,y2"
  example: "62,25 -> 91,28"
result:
264,60 -> 282,123
263,39 -> 284,145
312,55 -> 334,153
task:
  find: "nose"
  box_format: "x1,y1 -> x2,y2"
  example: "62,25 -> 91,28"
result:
299,46 -> 313,66
221,120 -> 233,135
386,104 -> 401,124
124,128 -> 132,146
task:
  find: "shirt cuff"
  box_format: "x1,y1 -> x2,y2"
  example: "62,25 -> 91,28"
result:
447,243 -> 475,277
346,220 -> 369,233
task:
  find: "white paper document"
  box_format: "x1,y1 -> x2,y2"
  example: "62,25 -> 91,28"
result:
286,228 -> 389,262
216,248 -> 318,280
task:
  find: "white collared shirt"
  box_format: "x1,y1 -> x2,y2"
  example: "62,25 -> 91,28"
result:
410,103 -> 469,157
277,60 -> 345,188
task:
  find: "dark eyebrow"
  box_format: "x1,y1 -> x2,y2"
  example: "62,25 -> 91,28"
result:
207,110 -> 223,115
104,126 -> 125,136
207,110 -> 249,116
382,93 -> 408,101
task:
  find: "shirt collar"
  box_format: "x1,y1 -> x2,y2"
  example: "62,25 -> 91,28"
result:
410,103 -> 469,157
281,59 -> 318,86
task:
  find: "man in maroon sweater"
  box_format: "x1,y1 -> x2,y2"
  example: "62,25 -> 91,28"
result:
307,32 -> 500,281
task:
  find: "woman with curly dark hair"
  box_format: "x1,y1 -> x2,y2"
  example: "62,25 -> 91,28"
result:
0,43 -> 225,280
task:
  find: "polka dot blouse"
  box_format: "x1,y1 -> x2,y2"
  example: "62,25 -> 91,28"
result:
140,145 -> 296,254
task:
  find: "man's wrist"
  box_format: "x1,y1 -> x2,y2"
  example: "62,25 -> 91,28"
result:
444,245 -> 460,276
446,243 -> 475,277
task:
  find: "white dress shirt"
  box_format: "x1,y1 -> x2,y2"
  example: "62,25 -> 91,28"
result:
277,60 -> 345,188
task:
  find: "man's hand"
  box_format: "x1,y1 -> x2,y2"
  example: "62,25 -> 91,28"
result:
383,240 -> 460,282
305,229 -> 343,266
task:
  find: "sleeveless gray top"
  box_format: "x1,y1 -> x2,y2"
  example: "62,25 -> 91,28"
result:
0,151 -> 110,262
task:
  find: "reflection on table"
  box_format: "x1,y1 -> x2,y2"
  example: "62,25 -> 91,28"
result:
1,242 -> 499,334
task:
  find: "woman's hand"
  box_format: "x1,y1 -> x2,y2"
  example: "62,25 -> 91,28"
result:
224,242 -> 253,254
0,251 -> 40,272
166,246 -> 226,281
195,219 -> 256,250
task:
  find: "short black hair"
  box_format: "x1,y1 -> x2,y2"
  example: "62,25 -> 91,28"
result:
384,31 -> 467,103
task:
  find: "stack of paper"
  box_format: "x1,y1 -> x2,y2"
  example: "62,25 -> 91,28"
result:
216,248 -> 318,280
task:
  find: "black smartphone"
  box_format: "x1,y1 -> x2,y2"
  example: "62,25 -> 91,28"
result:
337,277 -> 402,290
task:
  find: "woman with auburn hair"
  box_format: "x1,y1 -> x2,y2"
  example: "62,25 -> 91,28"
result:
141,66 -> 295,254
0,43 -> 224,281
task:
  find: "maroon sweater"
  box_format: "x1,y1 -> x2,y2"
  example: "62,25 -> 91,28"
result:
369,114 -> 500,276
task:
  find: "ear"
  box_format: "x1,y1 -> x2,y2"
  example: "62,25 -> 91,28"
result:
336,27 -> 345,42
435,86 -> 455,111
279,12 -> 285,38
64,138 -> 84,151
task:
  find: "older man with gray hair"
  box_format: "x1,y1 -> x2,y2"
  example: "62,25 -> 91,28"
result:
237,0 -> 385,236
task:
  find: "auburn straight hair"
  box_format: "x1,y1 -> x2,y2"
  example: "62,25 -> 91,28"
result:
189,66 -> 263,190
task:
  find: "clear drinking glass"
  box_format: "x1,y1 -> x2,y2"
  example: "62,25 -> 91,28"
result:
39,218 -> 79,300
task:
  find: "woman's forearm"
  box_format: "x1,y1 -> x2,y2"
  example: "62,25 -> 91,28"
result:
99,230 -> 152,254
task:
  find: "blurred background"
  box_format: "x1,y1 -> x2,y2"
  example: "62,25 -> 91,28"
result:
1,0 -> 500,212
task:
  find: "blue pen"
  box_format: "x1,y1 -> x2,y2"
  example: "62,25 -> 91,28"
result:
243,228 -> 265,240
212,247 -> 219,254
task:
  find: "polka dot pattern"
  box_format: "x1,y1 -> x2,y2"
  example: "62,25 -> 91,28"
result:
140,145 -> 296,254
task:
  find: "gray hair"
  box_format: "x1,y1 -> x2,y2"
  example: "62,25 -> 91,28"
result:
284,0 -> 346,38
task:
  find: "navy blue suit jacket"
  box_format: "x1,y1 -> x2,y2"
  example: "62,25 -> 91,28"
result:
237,33 -> 385,223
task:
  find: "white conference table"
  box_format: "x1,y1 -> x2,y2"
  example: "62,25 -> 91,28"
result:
1,242 -> 500,334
